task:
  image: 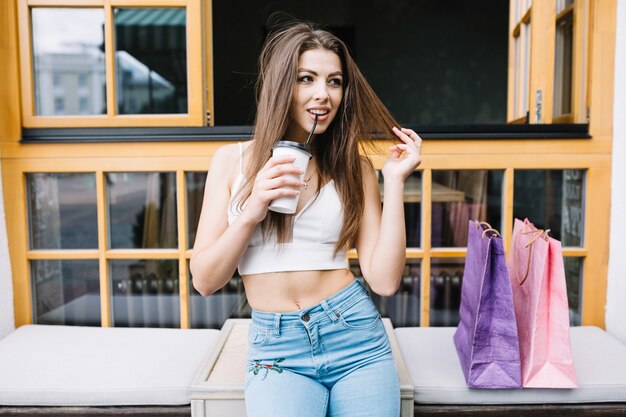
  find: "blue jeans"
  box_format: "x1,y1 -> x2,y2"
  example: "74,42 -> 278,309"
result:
244,279 -> 400,417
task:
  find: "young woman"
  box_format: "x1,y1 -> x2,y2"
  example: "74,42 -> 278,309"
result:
191,21 -> 422,417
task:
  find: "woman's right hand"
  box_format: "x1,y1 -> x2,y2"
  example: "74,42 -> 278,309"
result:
239,155 -> 305,224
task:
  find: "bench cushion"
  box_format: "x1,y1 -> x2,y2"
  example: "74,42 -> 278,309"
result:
395,326 -> 626,404
0,325 -> 220,406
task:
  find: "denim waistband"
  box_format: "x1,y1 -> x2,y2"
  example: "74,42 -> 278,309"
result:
250,279 -> 368,331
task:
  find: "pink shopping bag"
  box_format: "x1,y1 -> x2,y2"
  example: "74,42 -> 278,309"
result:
508,218 -> 578,388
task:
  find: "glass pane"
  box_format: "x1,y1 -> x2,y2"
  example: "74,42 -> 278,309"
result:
31,260 -> 100,326
114,8 -> 187,114
380,171 -> 421,247
31,8 -> 106,116
430,257 -> 464,327
189,266 -> 250,329
107,172 -> 178,249
110,259 -> 180,327
513,169 -> 585,246
351,259 -> 421,327
554,11 -> 573,117
432,170 -> 503,247
27,173 -> 98,249
186,172 -> 207,249
565,257 -> 583,326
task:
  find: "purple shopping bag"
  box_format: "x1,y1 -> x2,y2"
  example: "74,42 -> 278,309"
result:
453,221 -> 522,388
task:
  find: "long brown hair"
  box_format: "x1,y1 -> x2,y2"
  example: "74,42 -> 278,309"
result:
237,20 -> 399,254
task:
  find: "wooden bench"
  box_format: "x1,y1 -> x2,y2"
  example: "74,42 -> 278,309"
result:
190,318 -> 414,416
0,325 -> 220,417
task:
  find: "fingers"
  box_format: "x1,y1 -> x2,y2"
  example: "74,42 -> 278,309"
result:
392,126 -> 423,147
253,155 -> 305,202
389,143 -> 409,151
265,176 -> 305,190
264,162 -> 303,180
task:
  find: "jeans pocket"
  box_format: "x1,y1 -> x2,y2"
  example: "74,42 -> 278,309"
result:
338,295 -> 382,331
248,325 -> 269,347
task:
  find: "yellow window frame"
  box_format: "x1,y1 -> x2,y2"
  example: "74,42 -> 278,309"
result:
507,0 -> 591,124
17,0 -> 207,128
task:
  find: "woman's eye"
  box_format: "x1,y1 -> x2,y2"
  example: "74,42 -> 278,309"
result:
329,78 -> 343,87
298,76 -> 313,83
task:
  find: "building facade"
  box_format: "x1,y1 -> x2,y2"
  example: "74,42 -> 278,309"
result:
0,0 -> 623,340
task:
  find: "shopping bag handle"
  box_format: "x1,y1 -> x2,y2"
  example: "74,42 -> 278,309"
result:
475,221 -> 493,230
511,227 -> 551,286
481,228 -> 501,239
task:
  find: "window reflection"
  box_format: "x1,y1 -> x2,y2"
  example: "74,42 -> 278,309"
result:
379,171 -> 422,247
189,267 -> 250,329
114,8 -> 188,114
107,172 -> 178,249
430,258 -> 464,327
513,169 -> 585,246
31,8 -> 106,116
27,173 -> 98,250
352,259 -> 421,327
110,259 -> 180,328
32,260 -> 101,326
432,170 -> 503,247
186,172 -> 207,249
564,257 -> 583,326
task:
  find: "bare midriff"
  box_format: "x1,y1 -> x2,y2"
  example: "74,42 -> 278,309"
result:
242,268 -> 355,312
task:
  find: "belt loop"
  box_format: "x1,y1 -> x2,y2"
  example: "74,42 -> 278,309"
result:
273,313 -> 281,337
320,300 -> 340,323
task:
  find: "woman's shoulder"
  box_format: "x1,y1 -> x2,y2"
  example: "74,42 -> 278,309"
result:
210,141 -> 254,189
212,142 -> 238,164
209,143 -> 243,188
211,142 -> 251,170
213,141 -> 253,163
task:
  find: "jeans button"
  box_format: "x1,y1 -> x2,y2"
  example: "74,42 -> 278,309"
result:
301,313 -> 310,322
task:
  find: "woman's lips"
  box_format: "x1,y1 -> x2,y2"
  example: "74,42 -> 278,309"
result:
307,110 -> 330,121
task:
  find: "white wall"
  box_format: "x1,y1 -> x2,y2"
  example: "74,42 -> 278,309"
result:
606,0 -> 626,343
0,162 -> 15,339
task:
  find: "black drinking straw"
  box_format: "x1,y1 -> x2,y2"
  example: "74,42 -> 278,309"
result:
305,114 -> 319,146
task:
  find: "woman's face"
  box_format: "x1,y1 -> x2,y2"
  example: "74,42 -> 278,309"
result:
285,48 -> 344,143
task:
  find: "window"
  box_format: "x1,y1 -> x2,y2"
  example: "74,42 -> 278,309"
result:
507,0 -> 589,123
509,0 -> 532,122
78,74 -> 88,89
53,97 -> 64,114
18,1 -> 203,127
553,1 -> 574,120
79,97 -> 89,114
513,169 -> 586,324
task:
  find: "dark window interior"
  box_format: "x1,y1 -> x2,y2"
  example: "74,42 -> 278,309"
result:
212,0 -> 509,126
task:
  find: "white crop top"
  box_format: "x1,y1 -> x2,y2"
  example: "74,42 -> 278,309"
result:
228,143 -> 348,275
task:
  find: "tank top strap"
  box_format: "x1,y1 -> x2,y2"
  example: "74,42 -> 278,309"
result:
238,142 -> 244,176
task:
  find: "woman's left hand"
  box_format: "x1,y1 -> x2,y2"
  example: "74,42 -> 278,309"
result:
382,127 -> 423,182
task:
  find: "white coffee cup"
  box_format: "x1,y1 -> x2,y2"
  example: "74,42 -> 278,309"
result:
268,141 -> 312,214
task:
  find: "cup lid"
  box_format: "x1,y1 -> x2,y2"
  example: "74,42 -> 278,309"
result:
272,140 -> 311,156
